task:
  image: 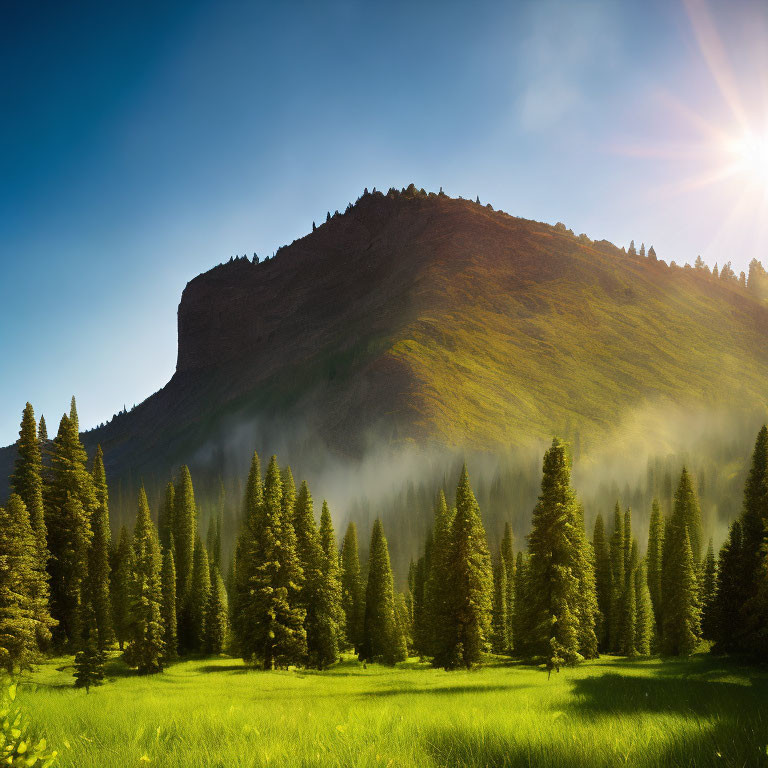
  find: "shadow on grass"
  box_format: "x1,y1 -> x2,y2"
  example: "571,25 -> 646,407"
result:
359,683 -> 519,698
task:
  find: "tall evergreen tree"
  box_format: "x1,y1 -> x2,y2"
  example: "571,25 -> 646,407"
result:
712,521 -> 743,653
189,536 -> 212,653
393,592 -> 409,662
661,474 -> 702,656
125,488 -> 165,673
173,466 -> 197,652
592,514 -> 612,652
425,490 -> 455,665
646,499 -> 664,635
608,503 -> 625,653
619,537 -> 638,656
0,495 -> 52,672
340,521 -> 364,652
699,539 -> 717,641
634,561 -> 654,656
527,440 -> 598,669
360,519 -> 399,665
232,451 -> 262,658
671,468 -> 703,565
441,466 -> 494,669
11,403 -> 54,651
38,414 -> 48,443
204,566 -> 229,655
161,548 -> 177,661
111,525 -> 134,651
245,456 -> 306,669
45,413 -> 95,646
157,482 -> 175,554
312,501 -> 344,668
500,523 -> 515,652
88,446 -> 113,649
491,551 -> 509,653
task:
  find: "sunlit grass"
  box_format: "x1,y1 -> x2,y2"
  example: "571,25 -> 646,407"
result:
19,652 -> 768,767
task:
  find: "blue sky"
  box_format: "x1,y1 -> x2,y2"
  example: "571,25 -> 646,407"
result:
2,0 -> 768,445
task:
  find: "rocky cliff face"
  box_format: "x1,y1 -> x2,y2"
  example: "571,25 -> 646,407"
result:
3,188 -> 768,494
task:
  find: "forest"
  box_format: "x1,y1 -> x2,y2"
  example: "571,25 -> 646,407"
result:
3,393 -> 768,765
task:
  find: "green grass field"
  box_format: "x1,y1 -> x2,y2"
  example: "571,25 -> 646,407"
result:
19,653 -> 768,768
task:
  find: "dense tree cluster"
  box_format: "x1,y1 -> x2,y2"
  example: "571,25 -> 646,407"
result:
2,396 -> 768,684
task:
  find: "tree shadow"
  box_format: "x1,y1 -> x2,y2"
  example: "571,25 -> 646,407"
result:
359,683 -> 520,698
195,664 -> 249,674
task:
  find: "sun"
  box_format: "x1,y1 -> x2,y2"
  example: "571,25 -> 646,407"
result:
726,130 -> 768,191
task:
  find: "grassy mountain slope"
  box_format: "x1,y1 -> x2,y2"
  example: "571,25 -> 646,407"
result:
2,187 -> 768,489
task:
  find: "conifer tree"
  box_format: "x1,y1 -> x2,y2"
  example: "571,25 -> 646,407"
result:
712,521 -> 743,652
161,548 -> 177,661
619,537 -> 638,656
0,495 -> 51,672
738,426 -> 768,652
73,632 -> 105,693
45,413 -> 95,646
204,566 -> 228,655
157,482 -> 175,553
608,502 -> 625,652
360,519 -> 399,665
317,501 -> 344,665
634,561 -> 654,655
661,478 -> 701,657
646,500 -> 664,634
699,539 -> 717,640
441,466 -> 494,669
671,468 -> 703,565
173,466 -> 197,651
592,514 -> 611,652
88,446 -> 113,649
232,451 -> 262,658
527,440 -> 598,668
491,552 -> 509,653
500,523 -> 515,652
393,592 -> 410,662
340,521 -> 364,652
38,414 -> 48,443
245,456 -> 306,668
111,525 -> 134,651
425,490 -> 456,665
125,489 -> 165,674
11,403 -> 54,651
189,536 -> 212,653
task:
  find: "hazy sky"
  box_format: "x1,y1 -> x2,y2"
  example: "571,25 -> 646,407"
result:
2,0 -> 768,445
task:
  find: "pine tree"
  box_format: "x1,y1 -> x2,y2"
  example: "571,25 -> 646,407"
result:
157,482 -> 175,553
125,488 -> 165,673
45,413 -> 95,646
634,561 -> 654,655
699,540 -> 717,640
500,523 -> 515,652
0,495 -> 49,672
393,592 -> 410,662
619,538 -> 638,656
173,466 -> 197,652
738,426 -> 768,652
73,632 -> 105,693
425,490 -> 455,666
712,521 -> 743,652
661,480 -> 701,657
340,521 -> 364,652
38,414 -> 48,443
646,500 -> 664,635
316,501 -> 344,667
491,551 -> 509,653
161,548 -> 177,661
88,446 -> 113,649
513,551 -> 535,656
442,466 -> 493,669
10,403 -> 54,651
111,525 -> 134,651
232,451 -> 262,658
592,514 -> 611,652
189,536 -> 212,653
608,503 -> 625,652
293,480 -> 322,664
527,440 -> 598,669
671,468 -> 703,565
359,519 -> 399,665
204,566 -> 228,655
245,456 -> 306,669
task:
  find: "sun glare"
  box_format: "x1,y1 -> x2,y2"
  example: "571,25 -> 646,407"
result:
726,130 -> 768,190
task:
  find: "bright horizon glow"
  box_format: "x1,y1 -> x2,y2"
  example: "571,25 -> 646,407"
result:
1,0 -> 768,446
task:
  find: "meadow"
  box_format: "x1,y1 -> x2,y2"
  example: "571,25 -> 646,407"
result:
19,653 -> 768,768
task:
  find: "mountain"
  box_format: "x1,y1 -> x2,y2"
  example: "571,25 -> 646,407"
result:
3,186 -> 768,496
